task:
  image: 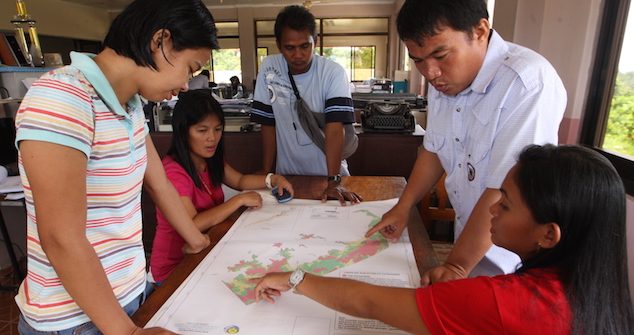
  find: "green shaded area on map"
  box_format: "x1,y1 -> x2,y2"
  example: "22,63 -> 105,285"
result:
223,210 -> 388,304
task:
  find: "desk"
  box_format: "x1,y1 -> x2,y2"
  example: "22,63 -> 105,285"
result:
132,175 -> 439,327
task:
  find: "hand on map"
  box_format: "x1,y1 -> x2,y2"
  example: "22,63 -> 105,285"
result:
321,183 -> 363,206
365,204 -> 410,242
271,175 -> 295,197
236,191 -> 263,209
136,326 -> 180,334
251,272 -> 292,303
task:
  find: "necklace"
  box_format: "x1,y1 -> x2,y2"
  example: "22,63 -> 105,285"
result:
198,172 -> 213,197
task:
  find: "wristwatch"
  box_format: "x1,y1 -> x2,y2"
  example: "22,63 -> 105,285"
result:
288,268 -> 306,294
327,174 -> 342,183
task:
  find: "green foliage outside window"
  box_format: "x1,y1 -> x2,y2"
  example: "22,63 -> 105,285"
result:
605,73 -> 634,158
322,46 -> 375,81
212,49 -> 241,71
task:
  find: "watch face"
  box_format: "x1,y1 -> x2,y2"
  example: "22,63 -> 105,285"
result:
289,269 -> 305,288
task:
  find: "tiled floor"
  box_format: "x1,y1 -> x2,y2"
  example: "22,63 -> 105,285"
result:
0,265 -> 20,335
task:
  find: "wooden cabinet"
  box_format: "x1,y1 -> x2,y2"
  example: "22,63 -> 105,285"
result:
150,130 -> 423,179
347,132 -> 423,179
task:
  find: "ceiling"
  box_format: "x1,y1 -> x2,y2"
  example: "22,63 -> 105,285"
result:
57,0 -> 394,12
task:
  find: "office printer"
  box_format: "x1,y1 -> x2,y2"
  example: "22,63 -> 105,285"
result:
352,93 -> 427,133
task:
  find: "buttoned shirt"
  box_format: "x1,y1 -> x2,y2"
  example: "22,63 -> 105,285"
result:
423,31 -> 567,276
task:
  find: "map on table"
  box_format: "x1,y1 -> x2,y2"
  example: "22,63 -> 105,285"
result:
146,194 -> 420,335
224,208 -> 389,304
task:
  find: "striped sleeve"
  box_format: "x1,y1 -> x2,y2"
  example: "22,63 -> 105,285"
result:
16,73 -> 95,157
250,100 -> 276,126
324,96 -> 355,124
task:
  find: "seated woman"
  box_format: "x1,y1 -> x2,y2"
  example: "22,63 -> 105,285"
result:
253,144 -> 634,334
151,90 -> 293,283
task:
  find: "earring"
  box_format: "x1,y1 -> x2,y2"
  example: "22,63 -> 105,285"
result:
536,242 -> 542,254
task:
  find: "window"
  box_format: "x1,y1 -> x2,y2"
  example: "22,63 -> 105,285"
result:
582,0 -> 634,194
200,22 -> 242,85
210,48 -> 241,84
321,46 -> 376,81
257,47 -> 268,68
255,17 -> 389,80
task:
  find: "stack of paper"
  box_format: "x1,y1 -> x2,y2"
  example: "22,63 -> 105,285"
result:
0,175 -> 24,200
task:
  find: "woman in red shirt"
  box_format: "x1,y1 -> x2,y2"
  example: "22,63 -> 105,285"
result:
253,144 -> 634,335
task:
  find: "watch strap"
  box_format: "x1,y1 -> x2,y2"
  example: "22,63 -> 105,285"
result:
265,173 -> 274,189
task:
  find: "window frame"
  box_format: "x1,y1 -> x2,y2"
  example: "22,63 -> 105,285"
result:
320,45 -> 377,81
254,17 -> 389,76
204,21 -> 241,83
581,0 -> 634,195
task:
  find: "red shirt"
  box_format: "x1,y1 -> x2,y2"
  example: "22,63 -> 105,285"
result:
416,269 -> 571,334
150,156 -> 225,282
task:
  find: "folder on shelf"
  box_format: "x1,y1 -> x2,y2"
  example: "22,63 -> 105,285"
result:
0,32 -> 20,67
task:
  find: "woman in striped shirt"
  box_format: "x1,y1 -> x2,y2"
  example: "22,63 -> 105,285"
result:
15,0 -> 219,334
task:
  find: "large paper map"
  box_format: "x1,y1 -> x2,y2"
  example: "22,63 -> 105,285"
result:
146,193 -> 420,335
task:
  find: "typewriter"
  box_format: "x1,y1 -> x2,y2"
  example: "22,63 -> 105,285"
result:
353,93 -> 425,134
360,102 -> 415,133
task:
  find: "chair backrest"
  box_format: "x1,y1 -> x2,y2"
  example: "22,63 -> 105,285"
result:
420,173 -> 455,236
142,132 -> 173,254
0,118 -> 17,166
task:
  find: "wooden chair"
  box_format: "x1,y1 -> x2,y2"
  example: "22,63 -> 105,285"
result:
419,173 -> 455,241
141,132 -> 173,254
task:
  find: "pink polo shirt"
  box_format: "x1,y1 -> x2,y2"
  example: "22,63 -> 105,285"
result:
150,155 -> 224,282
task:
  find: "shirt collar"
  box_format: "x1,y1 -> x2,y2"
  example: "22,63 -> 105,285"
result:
468,30 -> 508,95
70,51 -> 142,116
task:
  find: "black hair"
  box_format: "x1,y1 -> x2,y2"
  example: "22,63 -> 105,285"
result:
396,0 -> 488,45
200,70 -> 210,78
168,90 -> 225,188
274,5 -> 317,42
514,144 -> 634,334
104,0 -> 219,70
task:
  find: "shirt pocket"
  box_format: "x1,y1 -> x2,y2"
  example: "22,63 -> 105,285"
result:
464,138 -> 491,192
427,131 -> 446,152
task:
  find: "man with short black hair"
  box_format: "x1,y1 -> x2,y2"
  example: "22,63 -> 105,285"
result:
367,0 -> 567,283
251,5 -> 361,205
